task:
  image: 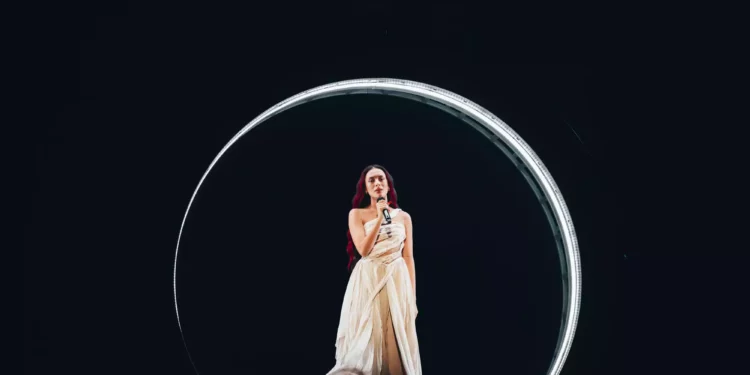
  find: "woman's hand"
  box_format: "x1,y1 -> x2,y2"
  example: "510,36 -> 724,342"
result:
375,199 -> 391,219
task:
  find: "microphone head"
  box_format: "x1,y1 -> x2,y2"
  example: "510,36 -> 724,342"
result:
377,197 -> 385,202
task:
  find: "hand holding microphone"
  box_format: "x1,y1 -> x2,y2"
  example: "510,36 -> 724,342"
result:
376,196 -> 392,224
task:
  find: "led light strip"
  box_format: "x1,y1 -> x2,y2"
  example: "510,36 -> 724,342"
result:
173,78 -> 581,375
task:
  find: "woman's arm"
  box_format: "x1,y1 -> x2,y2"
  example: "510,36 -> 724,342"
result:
401,212 -> 416,296
348,209 -> 383,258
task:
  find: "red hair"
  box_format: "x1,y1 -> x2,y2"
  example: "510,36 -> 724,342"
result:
346,164 -> 399,271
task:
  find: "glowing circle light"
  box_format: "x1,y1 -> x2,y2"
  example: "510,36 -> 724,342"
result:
173,78 -> 582,375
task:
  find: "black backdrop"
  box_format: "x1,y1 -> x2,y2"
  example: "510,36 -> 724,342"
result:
26,6 -> 650,375
176,95 -> 564,374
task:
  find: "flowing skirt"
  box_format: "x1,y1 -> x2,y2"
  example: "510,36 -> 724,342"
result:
327,257 -> 421,375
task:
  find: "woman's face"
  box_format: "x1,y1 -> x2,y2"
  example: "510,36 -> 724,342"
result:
365,168 -> 389,198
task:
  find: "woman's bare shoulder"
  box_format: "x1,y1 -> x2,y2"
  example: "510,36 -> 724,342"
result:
350,208 -> 370,221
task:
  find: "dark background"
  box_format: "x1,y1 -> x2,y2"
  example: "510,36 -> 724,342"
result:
175,94 -> 567,375
28,3 -> 742,375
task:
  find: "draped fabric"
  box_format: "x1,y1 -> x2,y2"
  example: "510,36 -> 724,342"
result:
327,209 -> 422,375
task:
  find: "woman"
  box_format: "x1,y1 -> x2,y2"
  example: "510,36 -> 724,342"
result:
327,165 -> 422,375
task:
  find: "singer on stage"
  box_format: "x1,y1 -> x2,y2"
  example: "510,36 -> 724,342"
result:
327,165 -> 422,375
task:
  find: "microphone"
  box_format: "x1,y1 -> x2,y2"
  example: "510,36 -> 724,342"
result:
377,197 -> 392,224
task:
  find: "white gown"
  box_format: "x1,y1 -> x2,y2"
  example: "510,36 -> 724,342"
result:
327,209 -> 422,375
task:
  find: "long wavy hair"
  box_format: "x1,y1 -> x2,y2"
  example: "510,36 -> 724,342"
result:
345,164 -> 399,271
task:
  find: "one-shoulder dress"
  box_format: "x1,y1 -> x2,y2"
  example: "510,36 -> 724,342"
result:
327,209 -> 421,375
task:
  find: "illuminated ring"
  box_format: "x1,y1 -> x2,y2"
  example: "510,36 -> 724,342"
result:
173,78 -> 581,375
